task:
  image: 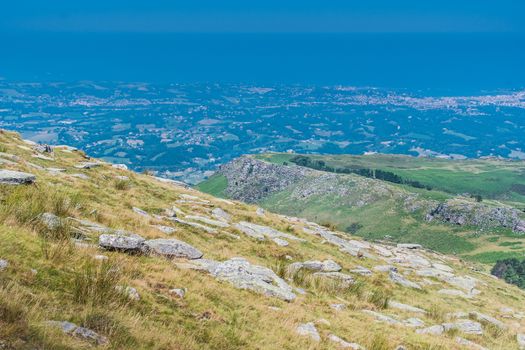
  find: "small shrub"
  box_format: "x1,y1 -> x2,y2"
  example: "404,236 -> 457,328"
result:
70,259 -> 123,307
114,179 -> 130,191
367,288 -> 391,309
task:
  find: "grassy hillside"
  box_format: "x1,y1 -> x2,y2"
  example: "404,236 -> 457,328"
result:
3,129 -> 525,350
200,154 -> 525,264
255,153 -> 525,205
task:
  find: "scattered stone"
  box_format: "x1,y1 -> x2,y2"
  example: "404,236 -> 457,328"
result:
144,238 -> 203,259
234,221 -> 304,245
93,255 -> 108,261
0,169 -> 36,185
389,301 -> 426,314
169,217 -> 218,234
389,271 -> 421,289
0,259 -> 8,271
330,304 -> 347,311
438,289 -> 473,299
373,265 -> 397,273
469,311 -> 506,330
416,325 -> 444,335
443,320 -> 483,335
152,225 -> 176,234
313,272 -> 354,287
46,321 -> 108,345
33,144 -> 53,153
362,310 -> 400,325
39,212 -> 61,230
328,334 -> 363,349
212,207 -> 231,222
71,173 -> 89,180
132,207 -> 149,217
256,207 -> 266,216
185,215 -> 230,228
296,322 -> 320,342
350,266 -> 372,276
273,238 -> 289,246
517,333 -> 525,350
116,286 -> 140,300
169,288 -> 186,298
397,243 -> 422,249
99,231 -> 146,252
455,337 -> 488,350
112,163 -> 128,170
75,162 -> 101,169
287,260 -> 342,274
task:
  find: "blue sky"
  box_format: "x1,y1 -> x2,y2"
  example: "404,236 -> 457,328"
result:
1,0 -> 523,33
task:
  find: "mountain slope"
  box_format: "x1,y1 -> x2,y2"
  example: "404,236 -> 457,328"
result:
2,129 -> 525,349
199,155 -> 525,264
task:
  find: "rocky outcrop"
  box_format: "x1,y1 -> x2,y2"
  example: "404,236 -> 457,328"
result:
99,231 -> 146,252
426,200 -> 525,233
218,156 -> 310,203
0,169 -> 36,185
177,257 -> 296,301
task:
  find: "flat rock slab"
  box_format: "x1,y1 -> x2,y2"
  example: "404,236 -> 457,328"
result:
207,257 -> 296,301
99,231 -> 146,252
296,322 -> 320,341
144,238 -> 203,259
0,170 -> 36,185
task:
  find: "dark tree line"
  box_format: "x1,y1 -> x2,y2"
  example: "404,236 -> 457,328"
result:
290,155 -> 432,190
491,258 -> 525,289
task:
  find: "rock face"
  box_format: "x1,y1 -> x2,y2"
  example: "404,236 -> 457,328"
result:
99,231 -> 146,252
185,257 -> 296,301
0,170 -> 36,185
40,212 -> 61,230
426,200 -> 525,233
46,321 -> 108,345
144,238 -> 203,259
0,259 -> 8,271
218,156 -> 310,203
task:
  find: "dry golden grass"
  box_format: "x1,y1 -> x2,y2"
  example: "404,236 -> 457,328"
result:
1,129 -> 525,349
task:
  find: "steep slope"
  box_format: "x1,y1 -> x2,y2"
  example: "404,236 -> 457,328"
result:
2,129 -> 525,350
200,155 -> 525,264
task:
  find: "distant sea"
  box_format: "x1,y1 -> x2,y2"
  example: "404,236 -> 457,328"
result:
1,32 -> 524,94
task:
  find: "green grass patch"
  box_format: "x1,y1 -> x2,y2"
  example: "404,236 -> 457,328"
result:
196,174 -> 228,197
464,250 -> 525,264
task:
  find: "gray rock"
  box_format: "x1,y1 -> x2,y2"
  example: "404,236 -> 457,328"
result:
99,231 -> 146,252
212,207 -> 231,222
373,265 -> 397,273
112,163 -> 128,170
210,257 -> 296,301
389,301 -> 426,314
416,325 -> 444,335
40,212 -> 61,230
132,207 -> 149,217
437,289 -> 473,299
75,162 -> 101,169
517,333 -> 525,350
0,170 -> 36,185
272,237 -> 289,246
328,334 -> 363,349
313,272 -> 354,287
0,259 -> 8,271
443,320 -> 483,335
235,221 -> 304,243
169,288 -> 186,298
362,310 -> 400,325
116,286 -> 140,300
71,173 -> 89,180
350,266 -> 372,276
455,337 -> 488,350
330,303 -> 347,311
404,317 -> 425,328
288,260 -> 342,274
389,271 -> 422,289
296,322 -> 320,342
46,321 -> 108,345
469,311 -> 506,330
169,217 -> 218,234
185,215 -> 230,228
152,225 -> 176,234
144,238 -> 203,259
